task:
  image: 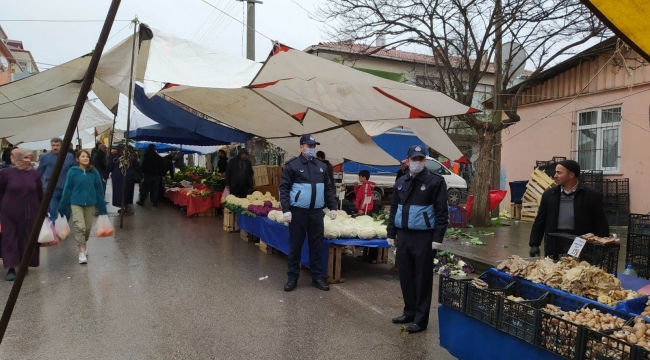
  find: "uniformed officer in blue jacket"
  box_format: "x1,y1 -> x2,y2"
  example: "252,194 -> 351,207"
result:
280,134 -> 338,292
387,145 -> 449,333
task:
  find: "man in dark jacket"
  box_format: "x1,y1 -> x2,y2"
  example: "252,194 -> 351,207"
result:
396,160 -> 408,180
529,160 -> 608,257
225,148 -> 254,198
316,151 -> 335,186
138,144 -> 165,207
93,144 -> 108,195
387,145 -> 449,333
280,135 -> 337,293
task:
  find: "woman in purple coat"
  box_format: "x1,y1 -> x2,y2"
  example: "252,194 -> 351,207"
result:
0,148 -> 43,281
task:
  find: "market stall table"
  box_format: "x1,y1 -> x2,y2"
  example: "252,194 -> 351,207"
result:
236,213 -> 389,283
164,190 -> 223,217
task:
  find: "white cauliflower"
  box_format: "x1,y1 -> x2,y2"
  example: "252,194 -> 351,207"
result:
358,228 -> 377,239
324,223 -> 341,239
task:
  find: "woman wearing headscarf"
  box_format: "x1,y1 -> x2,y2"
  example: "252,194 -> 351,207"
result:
105,144 -> 141,214
59,150 -> 108,264
0,148 -> 43,281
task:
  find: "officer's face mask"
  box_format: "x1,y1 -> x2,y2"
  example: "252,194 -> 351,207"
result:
304,147 -> 317,159
409,160 -> 426,174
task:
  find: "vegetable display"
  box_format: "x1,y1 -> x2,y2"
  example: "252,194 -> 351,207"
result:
224,192 -> 281,216
497,255 -> 642,306
434,251 -> 475,277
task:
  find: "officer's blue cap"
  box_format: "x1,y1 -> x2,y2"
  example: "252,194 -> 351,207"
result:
407,145 -> 426,159
300,134 -> 320,145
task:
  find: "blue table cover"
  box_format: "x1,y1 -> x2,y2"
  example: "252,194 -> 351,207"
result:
237,214 -> 389,275
439,306 -> 563,360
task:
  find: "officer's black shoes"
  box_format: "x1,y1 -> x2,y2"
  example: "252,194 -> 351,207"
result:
311,278 -> 330,291
391,315 -> 414,324
284,280 -> 298,292
405,324 -> 427,333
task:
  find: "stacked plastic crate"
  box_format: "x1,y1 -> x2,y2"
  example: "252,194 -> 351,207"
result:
626,214 -> 650,278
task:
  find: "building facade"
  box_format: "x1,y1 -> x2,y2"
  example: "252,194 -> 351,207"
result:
0,25 -> 38,84
501,38 -> 650,214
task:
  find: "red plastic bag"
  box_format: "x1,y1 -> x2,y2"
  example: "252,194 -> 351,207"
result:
464,190 -> 508,220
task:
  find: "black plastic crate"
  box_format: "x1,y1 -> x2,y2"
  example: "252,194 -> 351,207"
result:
627,253 -> 650,279
630,214 -> 650,236
552,157 -> 568,163
465,273 -> 516,327
438,275 -> 470,312
498,291 -> 549,344
605,209 -> 631,227
637,347 -> 650,360
537,311 -> 584,359
604,178 -> 630,196
550,292 -> 589,312
548,233 -> 621,275
582,328 -> 635,360
536,160 -> 553,168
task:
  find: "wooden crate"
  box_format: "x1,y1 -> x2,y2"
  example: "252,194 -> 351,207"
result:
254,174 -> 269,186
259,239 -> 275,254
327,244 -> 345,284
362,247 -> 389,264
240,230 -> 258,243
520,169 -> 555,222
510,204 -> 522,220
223,208 -> 239,232
267,166 -> 281,185
195,208 -> 215,217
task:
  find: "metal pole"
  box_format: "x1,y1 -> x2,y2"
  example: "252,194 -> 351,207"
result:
491,0 -> 503,218
119,18 -> 139,229
108,113 -> 117,157
246,1 -> 255,61
0,0 -> 122,344
238,0 -> 262,61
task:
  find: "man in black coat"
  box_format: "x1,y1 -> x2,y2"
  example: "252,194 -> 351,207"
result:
216,149 -> 228,174
225,148 -> 254,198
529,160 -> 609,257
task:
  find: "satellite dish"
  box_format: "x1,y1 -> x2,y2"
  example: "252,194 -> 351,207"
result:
0,56 -> 8,70
502,41 -> 527,79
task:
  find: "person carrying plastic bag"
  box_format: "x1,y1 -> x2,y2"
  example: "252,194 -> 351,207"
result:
58,150 -> 108,264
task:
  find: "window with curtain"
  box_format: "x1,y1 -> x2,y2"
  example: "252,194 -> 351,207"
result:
575,106 -> 621,172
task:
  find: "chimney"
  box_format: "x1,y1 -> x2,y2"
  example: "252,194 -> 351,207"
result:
376,33 -> 386,47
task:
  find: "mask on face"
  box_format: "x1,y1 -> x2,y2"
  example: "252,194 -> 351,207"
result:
304,148 -> 316,158
409,160 -> 425,174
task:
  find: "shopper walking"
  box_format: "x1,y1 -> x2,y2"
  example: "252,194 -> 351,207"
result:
280,134 -> 337,292
387,145 -> 449,333
529,160 -> 608,258
105,144 -> 141,214
138,144 -> 164,207
225,148 -> 254,198
0,148 -> 43,281
37,137 -> 76,222
59,150 -> 108,264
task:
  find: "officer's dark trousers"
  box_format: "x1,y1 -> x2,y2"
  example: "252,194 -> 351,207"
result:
288,208 -> 324,281
396,229 -> 435,327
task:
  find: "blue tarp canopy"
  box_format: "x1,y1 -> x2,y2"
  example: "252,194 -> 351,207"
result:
342,130 -> 428,175
135,142 -> 201,155
133,85 -> 252,144
125,124 -> 227,146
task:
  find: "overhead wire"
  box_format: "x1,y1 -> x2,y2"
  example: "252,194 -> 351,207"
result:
191,8 -> 216,41
199,0 -> 273,41
203,0 -> 238,46
198,0 -> 229,44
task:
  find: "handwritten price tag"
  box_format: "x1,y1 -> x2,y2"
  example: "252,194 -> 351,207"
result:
567,237 -> 587,257
338,191 -> 345,200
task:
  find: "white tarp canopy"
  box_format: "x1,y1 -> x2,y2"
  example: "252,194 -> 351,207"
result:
20,127 -> 98,151
1,23 -> 473,165
92,26 -> 474,164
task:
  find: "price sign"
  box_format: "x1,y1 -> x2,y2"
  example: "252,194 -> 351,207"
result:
338,191 -> 345,200
567,237 -> 587,258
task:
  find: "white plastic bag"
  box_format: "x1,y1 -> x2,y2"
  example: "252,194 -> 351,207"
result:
95,215 -> 115,237
55,214 -> 70,239
38,218 -> 55,244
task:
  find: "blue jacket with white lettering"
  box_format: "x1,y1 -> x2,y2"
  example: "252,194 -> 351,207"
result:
387,169 -> 449,243
279,155 -> 337,212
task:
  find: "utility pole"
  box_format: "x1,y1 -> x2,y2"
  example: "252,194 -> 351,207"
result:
491,0 -> 503,218
238,0 -> 263,61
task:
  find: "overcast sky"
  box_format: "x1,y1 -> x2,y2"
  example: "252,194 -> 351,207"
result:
2,0 -> 329,68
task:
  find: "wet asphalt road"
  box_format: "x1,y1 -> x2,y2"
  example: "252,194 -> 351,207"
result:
0,187 -> 455,359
